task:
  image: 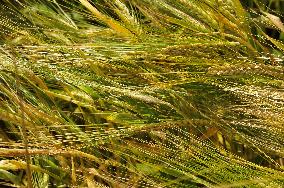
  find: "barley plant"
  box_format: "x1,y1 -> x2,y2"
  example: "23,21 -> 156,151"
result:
0,0 -> 284,187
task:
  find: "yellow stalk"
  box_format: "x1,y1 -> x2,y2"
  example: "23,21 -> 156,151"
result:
78,0 -> 134,38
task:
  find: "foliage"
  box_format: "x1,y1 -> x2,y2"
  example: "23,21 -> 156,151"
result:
0,0 -> 284,187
